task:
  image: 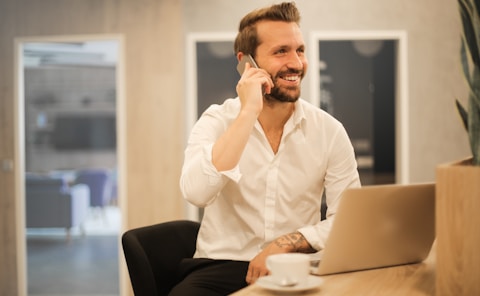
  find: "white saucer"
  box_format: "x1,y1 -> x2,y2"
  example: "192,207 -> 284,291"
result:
256,275 -> 323,292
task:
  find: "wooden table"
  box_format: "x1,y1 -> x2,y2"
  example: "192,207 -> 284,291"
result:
231,243 -> 436,296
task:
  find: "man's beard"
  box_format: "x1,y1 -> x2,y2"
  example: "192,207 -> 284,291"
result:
264,71 -> 303,103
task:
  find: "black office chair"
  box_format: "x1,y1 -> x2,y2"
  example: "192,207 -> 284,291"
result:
122,220 -> 200,296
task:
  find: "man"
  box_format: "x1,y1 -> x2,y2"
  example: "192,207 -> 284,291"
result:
176,2 -> 360,295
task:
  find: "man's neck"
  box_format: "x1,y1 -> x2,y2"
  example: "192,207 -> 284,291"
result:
258,100 -> 295,132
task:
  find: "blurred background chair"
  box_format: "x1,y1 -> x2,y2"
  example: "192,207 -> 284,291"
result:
122,220 -> 200,296
74,169 -> 111,209
25,173 -> 90,240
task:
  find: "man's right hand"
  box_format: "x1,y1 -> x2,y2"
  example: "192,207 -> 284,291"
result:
236,62 -> 273,116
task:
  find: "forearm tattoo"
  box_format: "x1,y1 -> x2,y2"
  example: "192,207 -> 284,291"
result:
274,231 -> 314,253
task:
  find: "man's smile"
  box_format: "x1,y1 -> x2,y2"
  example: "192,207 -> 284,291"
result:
282,74 -> 300,82
277,71 -> 303,86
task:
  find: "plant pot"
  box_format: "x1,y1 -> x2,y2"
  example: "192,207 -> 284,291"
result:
436,158 -> 480,296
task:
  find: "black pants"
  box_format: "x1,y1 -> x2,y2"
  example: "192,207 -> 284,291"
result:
169,258 -> 249,296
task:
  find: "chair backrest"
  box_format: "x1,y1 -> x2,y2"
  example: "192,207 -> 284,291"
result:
25,175 -> 72,227
122,220 -> 200,296
26,174 -> 69,194
75,169 -> 110,207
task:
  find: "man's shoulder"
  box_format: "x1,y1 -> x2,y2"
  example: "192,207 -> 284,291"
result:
203,97 -> 240,115
298,99 -> 340,123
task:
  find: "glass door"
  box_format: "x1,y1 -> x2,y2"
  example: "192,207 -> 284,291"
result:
21,39 -> 121,296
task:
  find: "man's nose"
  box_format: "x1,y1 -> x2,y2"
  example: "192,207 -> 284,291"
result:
286,52 -> 303,69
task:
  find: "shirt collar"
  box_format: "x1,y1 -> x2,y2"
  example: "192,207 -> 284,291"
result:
293,99 -> 306,127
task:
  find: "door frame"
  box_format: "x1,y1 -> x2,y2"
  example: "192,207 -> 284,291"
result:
309,30 -> 409,184
14,34 -> 127,296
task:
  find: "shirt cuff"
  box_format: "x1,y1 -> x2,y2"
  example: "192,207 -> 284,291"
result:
203,144 -> 242,183
297,222 -> 331,251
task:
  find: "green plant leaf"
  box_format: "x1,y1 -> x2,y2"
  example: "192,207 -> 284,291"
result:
459,0 -> 480,67
456,99 -> 469,131
470,67 -> 480,115
461,0 -> 475,14
461,39 -> 472,82
467,62 -> 480,165
468,93 -> 480,164
473,0 -> 480,18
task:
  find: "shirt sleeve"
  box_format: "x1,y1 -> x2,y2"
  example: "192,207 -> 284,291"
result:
297,125 -> 361,250
179,107 -> 242,208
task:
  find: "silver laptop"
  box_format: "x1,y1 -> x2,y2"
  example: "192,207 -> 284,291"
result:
313,183 -> 435,276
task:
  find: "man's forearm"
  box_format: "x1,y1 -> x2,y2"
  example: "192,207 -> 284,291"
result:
212,109 -> 257,171
273,231 -> 316,253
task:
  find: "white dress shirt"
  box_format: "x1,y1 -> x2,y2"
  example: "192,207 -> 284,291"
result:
180,97 -> 361,261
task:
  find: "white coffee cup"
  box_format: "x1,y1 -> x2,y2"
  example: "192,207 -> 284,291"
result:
266,253 -> 310,286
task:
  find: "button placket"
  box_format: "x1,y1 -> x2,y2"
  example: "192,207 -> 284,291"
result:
264,158 -> 279,242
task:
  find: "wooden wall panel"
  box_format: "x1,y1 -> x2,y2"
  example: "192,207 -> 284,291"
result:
0,1 -> 22,295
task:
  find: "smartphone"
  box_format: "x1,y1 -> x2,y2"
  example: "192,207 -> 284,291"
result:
236,54 -> 258,75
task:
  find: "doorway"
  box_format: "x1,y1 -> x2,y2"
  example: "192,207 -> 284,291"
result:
15,36 -> 126,296
309,31 -> 409,185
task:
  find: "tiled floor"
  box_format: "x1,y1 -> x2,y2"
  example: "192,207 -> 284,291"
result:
27,206 -> 121,296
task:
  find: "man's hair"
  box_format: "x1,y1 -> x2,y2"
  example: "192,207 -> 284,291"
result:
233,2 -> 300,57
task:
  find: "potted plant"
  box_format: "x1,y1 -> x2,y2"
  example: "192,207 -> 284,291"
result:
436,0 -> 480,295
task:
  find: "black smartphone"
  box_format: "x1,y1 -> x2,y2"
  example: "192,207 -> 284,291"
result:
236,54 -> 258,75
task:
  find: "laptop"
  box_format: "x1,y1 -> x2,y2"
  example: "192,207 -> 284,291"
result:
312,182 -> 435,276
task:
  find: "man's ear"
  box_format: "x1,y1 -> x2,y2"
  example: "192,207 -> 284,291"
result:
237,52 -> 245,63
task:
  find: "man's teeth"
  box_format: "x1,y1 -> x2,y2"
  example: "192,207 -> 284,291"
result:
284,76 -> 299,81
